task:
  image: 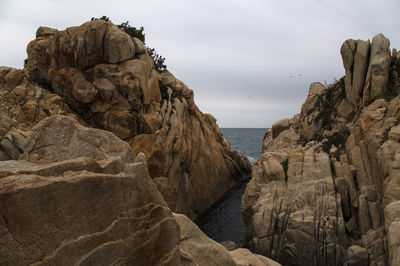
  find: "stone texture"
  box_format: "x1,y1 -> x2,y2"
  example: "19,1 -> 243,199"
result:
351,40 -> 370,106
230,248 -> 281,266
174,213 -> 280,266
297,82 -> 326,140
174,213 -> 236,265
341,39 -> 357,103
0,116 -> 181,265
243,35 -> 400,266
24,20 -> 251,220
363,33 -> 391,105
271,118 -> 289,138
36,26 -> 57,37
347,245 -> 369,266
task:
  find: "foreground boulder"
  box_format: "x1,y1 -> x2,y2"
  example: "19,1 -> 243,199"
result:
0,115 -> 270,265
0,116 -> 181,265
24,20 -> 251,219
243,34 -> 400,266
173,213 -> 281,266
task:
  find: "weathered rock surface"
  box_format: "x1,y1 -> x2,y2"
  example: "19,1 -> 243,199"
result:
271,118 -> 289,139
174,213 -> 280,266
24,20 -> 251,219
243,33 -> 400,266
230,248 -> 281,266
174,213 -> 236,265
0,116 -> 181,265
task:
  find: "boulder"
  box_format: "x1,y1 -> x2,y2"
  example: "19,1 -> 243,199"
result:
230,248 -> 281,266
0,116 -> 180,265
271,118 -> 289,139
173,213 -> 236,266
104,24 -> 135,64
347,245 -> 369,266
36,26 -> 57,37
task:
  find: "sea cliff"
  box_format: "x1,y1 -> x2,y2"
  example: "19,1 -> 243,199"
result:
0,20 -> 271,265
242,33 -> 400,266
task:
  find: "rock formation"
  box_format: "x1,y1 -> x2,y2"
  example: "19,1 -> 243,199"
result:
242,33 -> 400,266
0,115 -> 274,265
174,212 -> 280,266
0,19 -> 262,265
22,19 -> 251,219
0,115 -> 181,265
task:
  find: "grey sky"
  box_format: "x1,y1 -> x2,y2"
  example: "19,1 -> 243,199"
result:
1,0 -> 399,127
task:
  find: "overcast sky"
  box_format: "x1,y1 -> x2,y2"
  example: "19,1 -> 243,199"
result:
0,0 -> 399,127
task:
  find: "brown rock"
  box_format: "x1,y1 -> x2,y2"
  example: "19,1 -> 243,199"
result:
350,40 -> 370,106
133,37 -> 146,54
272,118 -> 289,138
341,39 -> 357,98
104,24 -> 135,64
347,245 -> 368,266
173,213 -> 236,266
243,34 -> 399,266
230,248 -> 281,266
0,116 -> 180,265
36,26 -> 57,37
363,33 -> 391,105
24,20 -> 251,220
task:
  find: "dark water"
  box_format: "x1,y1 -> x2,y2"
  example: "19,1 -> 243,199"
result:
196,128 -> 268,243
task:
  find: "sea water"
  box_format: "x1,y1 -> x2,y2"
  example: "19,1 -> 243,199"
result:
196,128 -> 268,243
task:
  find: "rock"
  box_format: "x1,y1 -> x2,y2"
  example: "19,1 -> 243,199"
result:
0,116 -> 180,265
337,98 -> 354,118
298,82 -> 326,140
350,40 -> 370,106
4,68 -> 24,91
272,118 -> 289,138
36,26 -> 57,37
341,39 -> 357,103
243,34 -> 400,266
133,37 -> 146,54
242,144 -> 345,266
229,248 -> 281,266
25,20 -> 251,220
363,33 -> 391,105
104,24 -> 135,64
51,67 -> 97,104
347,245 -> 369,266
0,67 -> 72,131
221,241 -> 240,251
22,116 -> 134,168
173,213 -> 236,266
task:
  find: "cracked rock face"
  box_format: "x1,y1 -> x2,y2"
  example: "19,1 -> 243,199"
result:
21,20 -> 251,219
0,116 -> 181,265
243,33 -> 400,266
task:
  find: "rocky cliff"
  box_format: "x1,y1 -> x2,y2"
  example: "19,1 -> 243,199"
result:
0,20 -> 273,265
22,19 -> 250,219
242,33 -> 400,266
0,115 -> 273,265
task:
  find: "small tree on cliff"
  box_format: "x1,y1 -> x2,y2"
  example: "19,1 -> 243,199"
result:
91,16 -> 166,72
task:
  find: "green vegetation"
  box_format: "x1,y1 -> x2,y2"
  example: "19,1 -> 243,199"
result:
91,16 -> 166,72
147,48 -> 167,73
